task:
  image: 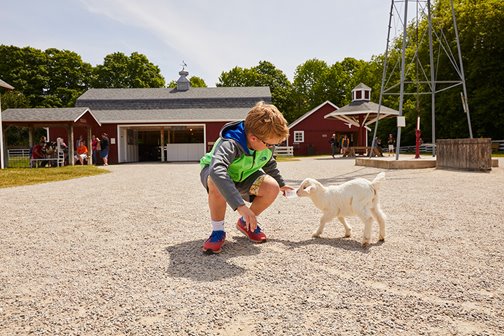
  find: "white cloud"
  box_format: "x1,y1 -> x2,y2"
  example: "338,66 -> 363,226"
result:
79,0 -> 259,84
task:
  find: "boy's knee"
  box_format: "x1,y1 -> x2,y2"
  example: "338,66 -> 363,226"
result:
261,176 -> 280,195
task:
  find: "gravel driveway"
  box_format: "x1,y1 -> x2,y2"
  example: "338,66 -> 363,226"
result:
1,158 -> 503,335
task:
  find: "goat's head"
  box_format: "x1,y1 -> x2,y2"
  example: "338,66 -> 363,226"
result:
296,178 -> 323,198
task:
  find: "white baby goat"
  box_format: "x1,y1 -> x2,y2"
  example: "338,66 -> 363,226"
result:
296,172 -> 386,246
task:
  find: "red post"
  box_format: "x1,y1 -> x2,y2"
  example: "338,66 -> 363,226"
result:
415,129 -> 421,159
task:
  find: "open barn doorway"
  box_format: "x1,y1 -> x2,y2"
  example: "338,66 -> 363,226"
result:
118,124 -> 205,163
137,130 -> 161,161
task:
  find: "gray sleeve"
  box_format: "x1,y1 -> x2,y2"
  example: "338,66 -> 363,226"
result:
208,140 -> 246,211
262,157 -> 285,188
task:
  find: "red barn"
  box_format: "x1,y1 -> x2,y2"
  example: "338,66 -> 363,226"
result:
288,83 -> 399,156
287,101 -> 360,156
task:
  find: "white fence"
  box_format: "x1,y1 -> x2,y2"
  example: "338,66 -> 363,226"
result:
8,148 -> 30,158
7,149 -> 30,168
492,140 -> 504,152
7,148 -> 65,168
274,146 -> 294,157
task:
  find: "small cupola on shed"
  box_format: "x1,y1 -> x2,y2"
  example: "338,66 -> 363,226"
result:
351,83 -> 371,102
176,68 -> 190,91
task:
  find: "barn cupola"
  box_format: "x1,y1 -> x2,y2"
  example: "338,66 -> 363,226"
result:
351,83 -> 371,102
176,68 -> 190,91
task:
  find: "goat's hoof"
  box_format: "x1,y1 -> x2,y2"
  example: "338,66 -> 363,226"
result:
379,237 -> 385,242
344,233 -> 351,238
362,240 -> 370,247
312,232 -> 321,238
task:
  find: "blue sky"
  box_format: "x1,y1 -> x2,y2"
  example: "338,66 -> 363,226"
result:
1,0 -> 393,86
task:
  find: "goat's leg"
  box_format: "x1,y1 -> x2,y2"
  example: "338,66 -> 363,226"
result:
371,207 -> 386,241
338,217 -> 352,238
312,213 -> 332,238
358,211 -> 374,247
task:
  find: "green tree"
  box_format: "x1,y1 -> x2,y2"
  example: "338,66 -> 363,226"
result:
44,48 -> 93,106
217,61 -> 295,122
0,45 -> 94,108
437,0 -> 504,140
339,57 -> 369,101
292,59 -> 329,116
321,62 -> 347,107
0,90 -> 30,110
92,52 -> 165,88
188,76 -> 207,88
391,0 -> 504,142
0,45 -> 49,107
291,58 -> 374,121
0,45 -> 95,144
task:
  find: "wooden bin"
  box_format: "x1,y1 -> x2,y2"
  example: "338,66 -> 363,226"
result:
436,138 -> 492,171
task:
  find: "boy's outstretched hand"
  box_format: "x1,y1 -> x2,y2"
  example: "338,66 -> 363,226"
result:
237,205 -> 257,231
280,185 -> 295,197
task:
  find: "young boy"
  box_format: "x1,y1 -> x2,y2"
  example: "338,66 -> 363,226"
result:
199,101 -> 293,254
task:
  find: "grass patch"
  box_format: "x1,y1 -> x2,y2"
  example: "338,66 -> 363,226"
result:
0,165 -> 109,189
275,156 -> 301,162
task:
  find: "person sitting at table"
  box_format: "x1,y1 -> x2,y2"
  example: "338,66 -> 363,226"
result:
30,140 -> 46,167
74,140 -> 88,165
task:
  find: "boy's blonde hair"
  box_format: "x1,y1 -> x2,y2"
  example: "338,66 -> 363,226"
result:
244,101 -> 289,141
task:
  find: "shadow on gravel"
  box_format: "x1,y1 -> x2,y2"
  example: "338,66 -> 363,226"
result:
165,238 -> 261,282
270,237 -> 384,253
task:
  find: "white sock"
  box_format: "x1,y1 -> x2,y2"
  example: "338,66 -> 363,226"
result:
211,220 -> 225,231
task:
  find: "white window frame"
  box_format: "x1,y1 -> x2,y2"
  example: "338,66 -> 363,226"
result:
293,130 -> 304,143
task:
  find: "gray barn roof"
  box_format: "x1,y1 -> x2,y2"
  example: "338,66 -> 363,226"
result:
76,87 -> 272,111
1,107 -> 100,125
93,107 -> 251,123
78,87 -> 271,100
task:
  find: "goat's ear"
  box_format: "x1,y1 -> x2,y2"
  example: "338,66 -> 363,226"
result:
305,186 -> 314,194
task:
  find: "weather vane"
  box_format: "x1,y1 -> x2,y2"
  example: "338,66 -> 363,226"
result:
181,61 -> 187,71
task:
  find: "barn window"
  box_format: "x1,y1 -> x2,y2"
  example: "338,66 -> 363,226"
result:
293,131 -> 304,143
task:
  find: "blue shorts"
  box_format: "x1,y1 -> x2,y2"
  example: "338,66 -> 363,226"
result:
100,149 -> 109,158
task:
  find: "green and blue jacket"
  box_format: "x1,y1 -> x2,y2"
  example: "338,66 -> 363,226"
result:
200,120 -> 285,210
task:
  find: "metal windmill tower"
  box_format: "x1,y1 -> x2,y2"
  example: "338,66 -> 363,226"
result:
371,0 -> 473,159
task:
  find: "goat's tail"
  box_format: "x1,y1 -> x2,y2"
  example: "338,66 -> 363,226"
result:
371,172 -> 386,191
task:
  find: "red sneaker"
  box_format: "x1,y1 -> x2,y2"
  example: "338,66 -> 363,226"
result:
236,218 -> 267,243
202,231 -> 226,254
